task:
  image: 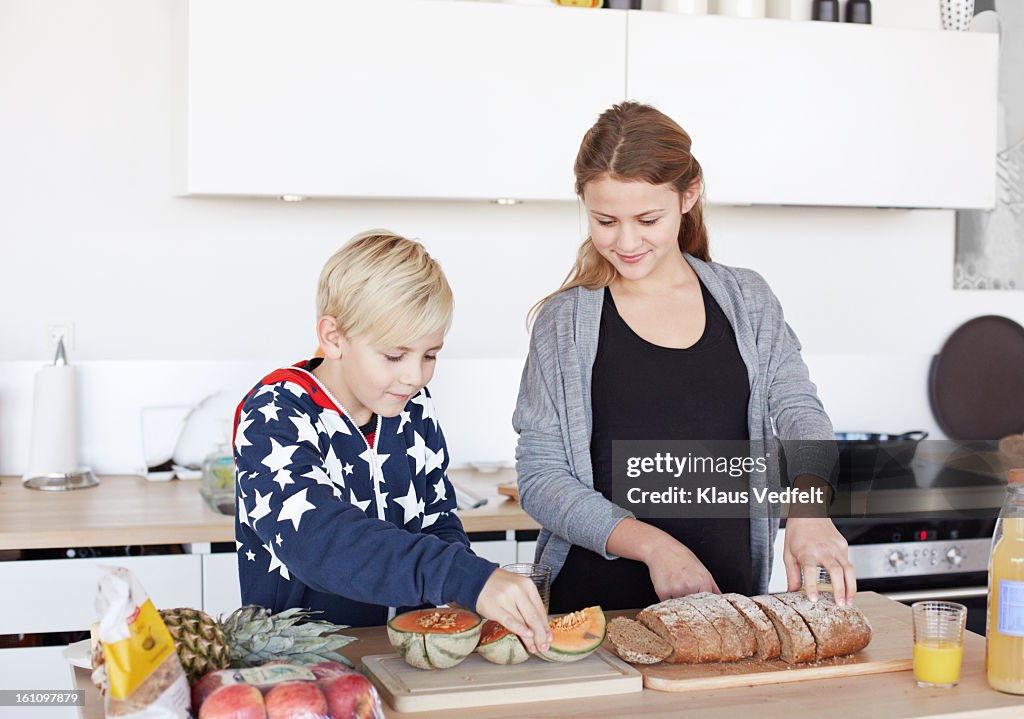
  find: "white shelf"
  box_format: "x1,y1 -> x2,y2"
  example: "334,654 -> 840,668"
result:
174,1 -> 998,208
175,0 -> 625,202
626,12 -> 998,208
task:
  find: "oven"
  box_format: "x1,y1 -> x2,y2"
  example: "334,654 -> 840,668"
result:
825,438 -> 1007,636
843,522 -> 993,635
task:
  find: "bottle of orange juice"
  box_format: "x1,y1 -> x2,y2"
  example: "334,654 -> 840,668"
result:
986,468 -> 1024,694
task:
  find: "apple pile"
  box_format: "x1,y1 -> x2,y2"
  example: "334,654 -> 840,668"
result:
192,661 -> 383,719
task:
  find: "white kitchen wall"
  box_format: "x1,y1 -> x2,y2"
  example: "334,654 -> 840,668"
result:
1,0 -> 1022,474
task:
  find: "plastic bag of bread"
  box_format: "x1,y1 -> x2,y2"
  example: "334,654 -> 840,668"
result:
95,565 -> 191,718
191,661 -> 384,719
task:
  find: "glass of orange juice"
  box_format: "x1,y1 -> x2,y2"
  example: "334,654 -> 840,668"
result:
912,601 -> 967,688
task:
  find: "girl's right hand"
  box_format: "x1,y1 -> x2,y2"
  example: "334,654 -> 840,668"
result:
644,538 -> 720,600
475,569 -> 552,654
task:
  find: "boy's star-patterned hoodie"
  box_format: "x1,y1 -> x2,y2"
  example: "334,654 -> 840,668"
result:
233,358 -> 496,626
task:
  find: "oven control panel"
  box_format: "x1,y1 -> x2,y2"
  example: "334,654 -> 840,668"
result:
849,538 -> 990,580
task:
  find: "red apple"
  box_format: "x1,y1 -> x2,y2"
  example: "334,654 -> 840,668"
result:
264,681 -> 328,719
198,684 -> 266,719
191,671 -> 226,712
320,673 -> 383,719
308,661 -> 352,681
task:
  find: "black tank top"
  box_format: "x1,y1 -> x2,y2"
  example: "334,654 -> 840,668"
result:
549,280 -> 754,612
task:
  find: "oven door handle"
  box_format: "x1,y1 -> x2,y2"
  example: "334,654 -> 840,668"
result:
881,586 -> 988,602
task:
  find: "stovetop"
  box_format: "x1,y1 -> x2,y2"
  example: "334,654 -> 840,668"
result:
817,442 -> 1008,580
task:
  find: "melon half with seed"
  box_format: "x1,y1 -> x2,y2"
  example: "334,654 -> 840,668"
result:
387,608 -> 483,670
538,606 -> 607,663
476,620 -> 530,665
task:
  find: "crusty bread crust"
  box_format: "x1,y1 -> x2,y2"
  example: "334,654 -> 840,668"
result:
634,591 -> 869,667
638,598 -> 720,663
684,592 -> 756,662
605,617 -> 673,664
773,592 -> 872,660
722,593 -> 781,660
751,594 -> 816,663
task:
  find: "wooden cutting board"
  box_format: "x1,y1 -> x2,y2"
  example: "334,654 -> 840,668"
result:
362,648 -> 642,713
637,591 -> 913,692
496,482 -> 519,502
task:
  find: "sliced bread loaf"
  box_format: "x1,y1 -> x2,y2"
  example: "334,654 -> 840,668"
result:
684,592 -> 757,662
751,594 -> 816,663
605,617 -> 674,665
722,593 -> 781,660
638,597 -> 719,663
773,591 -> 872,660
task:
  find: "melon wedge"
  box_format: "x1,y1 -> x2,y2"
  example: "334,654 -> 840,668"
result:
476,620 -> 530,665
538,606 -> 606,663
387,608 -> 482,670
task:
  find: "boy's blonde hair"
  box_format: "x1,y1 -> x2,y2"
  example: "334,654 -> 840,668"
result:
316,230 -> 453,347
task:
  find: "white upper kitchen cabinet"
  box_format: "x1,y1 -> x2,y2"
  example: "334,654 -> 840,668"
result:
174,0 -> 626,201
626,13 -> 998,209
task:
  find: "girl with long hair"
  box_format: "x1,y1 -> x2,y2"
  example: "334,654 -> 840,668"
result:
514,102 -> 852,612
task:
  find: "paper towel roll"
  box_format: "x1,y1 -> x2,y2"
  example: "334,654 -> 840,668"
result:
24,364 -> 80,478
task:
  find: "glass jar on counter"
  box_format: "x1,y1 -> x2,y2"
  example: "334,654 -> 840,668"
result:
200,443 -> 235,515
987,468 -> 1024,694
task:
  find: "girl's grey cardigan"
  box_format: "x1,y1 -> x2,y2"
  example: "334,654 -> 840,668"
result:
511,254 -> 837,594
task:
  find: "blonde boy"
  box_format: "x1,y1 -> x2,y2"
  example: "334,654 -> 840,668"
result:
233,232 -> 548,650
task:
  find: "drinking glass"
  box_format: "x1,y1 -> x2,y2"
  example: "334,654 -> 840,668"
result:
801,566 -> 833,592
912,601 -> 967,688
502,563 -> 552,612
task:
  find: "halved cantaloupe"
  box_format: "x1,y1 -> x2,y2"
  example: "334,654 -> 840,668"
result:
538,606 -> 606,663
476,620 -> 530,665
387,608 -> 483,670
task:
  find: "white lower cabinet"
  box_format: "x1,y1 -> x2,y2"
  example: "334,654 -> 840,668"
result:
0,647 -> 77,719
469,540 -> 518,568
202,552 -> 242,619
517,541 -> 538,564
0,554 -> 203,635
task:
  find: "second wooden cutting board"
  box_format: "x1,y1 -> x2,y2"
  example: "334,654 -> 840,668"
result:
634,591 -> 914,692
363,648 -> 642,712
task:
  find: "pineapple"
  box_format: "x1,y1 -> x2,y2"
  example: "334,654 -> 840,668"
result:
93,605 -> 356,687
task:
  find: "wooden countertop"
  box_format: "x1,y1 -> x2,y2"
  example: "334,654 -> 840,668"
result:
0,469 -> 537,551
72,594 -> 1024,719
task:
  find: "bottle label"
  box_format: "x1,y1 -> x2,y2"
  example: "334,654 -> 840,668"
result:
998,580 -> 1024,637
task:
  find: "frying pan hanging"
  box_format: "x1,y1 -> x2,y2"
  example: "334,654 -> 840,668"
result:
929,315 -> 1024,441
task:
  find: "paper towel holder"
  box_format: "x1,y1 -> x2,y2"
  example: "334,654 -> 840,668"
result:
22,338 -> 100,491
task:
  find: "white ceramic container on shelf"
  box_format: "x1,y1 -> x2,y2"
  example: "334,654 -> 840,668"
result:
871,0 -> 942,30
940,0 -> 975,31
766,0 -> 811,20
658,0 -> 708,14
712,0 -> 765,18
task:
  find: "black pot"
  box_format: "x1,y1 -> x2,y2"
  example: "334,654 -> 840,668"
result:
835,430 -> 928,487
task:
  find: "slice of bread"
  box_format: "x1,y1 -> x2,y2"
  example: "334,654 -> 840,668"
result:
605,617 -> 673,664
773,591 -> 872,660
638,597 -> 719,663
722,593 -> 781,660
684,592 -> 757,662
751,594 -> 816,663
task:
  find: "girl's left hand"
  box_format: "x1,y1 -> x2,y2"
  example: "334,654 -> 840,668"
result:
783,517 -> 856,606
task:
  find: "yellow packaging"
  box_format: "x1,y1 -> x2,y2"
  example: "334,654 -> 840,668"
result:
102,599 -> 176,700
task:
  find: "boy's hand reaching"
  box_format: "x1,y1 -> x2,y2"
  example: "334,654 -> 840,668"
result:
475,569 -> 552,655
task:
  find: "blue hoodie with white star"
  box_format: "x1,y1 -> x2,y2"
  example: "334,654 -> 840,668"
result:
233,359 -> 497,627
